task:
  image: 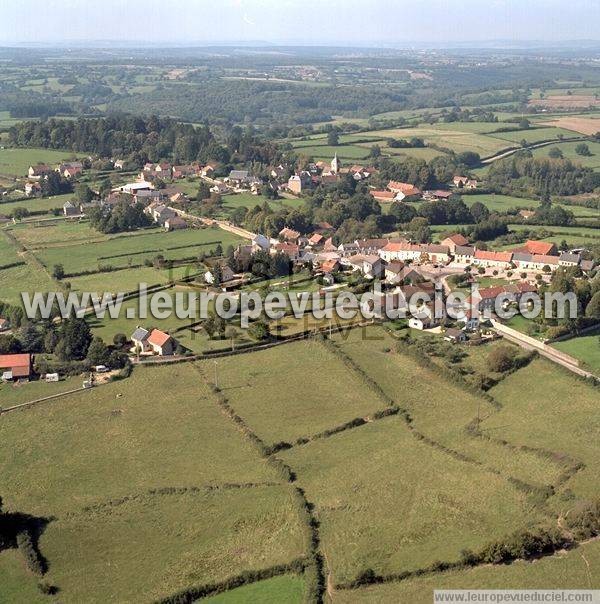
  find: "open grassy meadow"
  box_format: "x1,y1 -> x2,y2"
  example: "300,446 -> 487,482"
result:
196,339 -> 389,445
486,358 -> 600,502
33,225 -> 243,275
331,327 -> 565,488
335,539 -> 600,602
552,332 -> 600,375
0,363 -> 308,602
0,148 -> 83,178
0,260 -> 56,306
0,193 -> 75,216
280,413 -> 545,585
205,574 -> 305,603
464,193 -> 539,212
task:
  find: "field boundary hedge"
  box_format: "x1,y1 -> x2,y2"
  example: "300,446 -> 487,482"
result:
191,362 -> 326,603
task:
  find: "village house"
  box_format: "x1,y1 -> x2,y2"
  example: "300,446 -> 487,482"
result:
467,283 -> 537,313
251,233 -> 270,252
306,233 -> 325,249
228,170 -> 251,186
210,181 -> 230,195
25,181 -> 42,197
164,216 -> 187,231
453,245 -> 475,264
387,181 -> 422,201
0,353 -> 32,381
130,327 -> 176,356
370,190 -> 398,203
172,165 -> 196,179
441,233 -> 469,254
120,182 -> 153,194
444,327 -> 467,343
321,258 -> 341,275
408,302 -> 443,330
558,252 -> 581,267
148,329 -> 176,355
113,159 -> 125,170
356,238 -> 390,255
384,261 -> 405,284
205,264 -> 235,285
279,227 -> 301,243
63,201 -> 79,217
513,240 -> 558,256
28,164 -> 52,180
379,241 -> 422,263
473,250 -> 513,269
273,242 -> 301,261
424,190 -> 453,201
421,244 -> 450,264
452,176 -> 477,189
344,254 -> 385,279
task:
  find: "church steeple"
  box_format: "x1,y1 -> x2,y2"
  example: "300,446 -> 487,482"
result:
331,153 -> 340,174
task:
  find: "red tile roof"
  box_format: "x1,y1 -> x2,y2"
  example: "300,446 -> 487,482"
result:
514,240 -> 557,256
0,354 -> 31,377
147,329 -> 172,348
443,233 -> 469,246
474,250 -> 513,263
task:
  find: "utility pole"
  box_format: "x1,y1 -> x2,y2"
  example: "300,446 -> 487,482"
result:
214,361 -> 219,389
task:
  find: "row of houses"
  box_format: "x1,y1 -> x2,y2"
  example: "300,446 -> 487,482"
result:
141,162 -> 216,181
369,176 -> 478,204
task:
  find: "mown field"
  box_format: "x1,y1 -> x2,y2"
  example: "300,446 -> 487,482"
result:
0,260 -> 56,306
1,326 -> 599,601
0,193 -> 75,216
0,364 -> 308,602
32,225 -> 243,275
552,331 -> 600,375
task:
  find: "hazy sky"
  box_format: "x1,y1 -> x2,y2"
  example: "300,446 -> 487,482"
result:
1,0 -> 599,45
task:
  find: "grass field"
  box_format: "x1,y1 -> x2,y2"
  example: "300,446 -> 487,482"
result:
490,127 -> 579,145
505,224 -> 600,247
0,148 -> 83,178
205,575 -> 305,603
197,339 -> 389,445
66,264 -> 201,293
280,413 -> 545,585
336,539 -> 600,602
486,358 -> 600,502
0,550 -> 47,603
347,125 -> 510,156
0,193 -> 75,216
532,140 -> 600,169
0,260 -> 56,305
34,225 -> 243,275
331,327 -> 564,488
551,332 -> 600,375
0,229 -> 22,265
41,486 -> 304,603
290,142 -> 371,160
464,193 -> 539,212
0,363 -> 310,601
0,375 -> 82,406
